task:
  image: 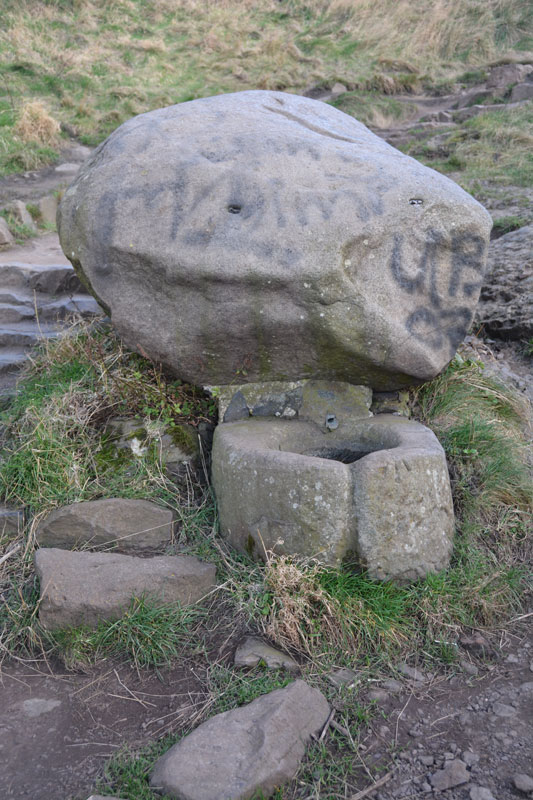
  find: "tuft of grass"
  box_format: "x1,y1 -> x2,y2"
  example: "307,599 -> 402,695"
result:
14,99 -> 60,145
491,214 -> 529,237
48,595 -> 209,670
332,90 -> 417,127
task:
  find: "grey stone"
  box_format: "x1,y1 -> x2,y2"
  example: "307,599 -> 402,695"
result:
0,217 -> 14,246
486,64 -> 533,89
511,83 -> 533,102
476,225 -> 533,339
212,414 -> 454,581
69,144 -> 92,161
0,506 -> 23,536
460,658 -> 479,676
58,90 -> 491,391
234,637 -> 299,671
38,195 -> 58,226
327,668 -> 358,688
513,774 -> 533,794
35,548 -> 216,630
6,200 -> 36,232
331,82 -> 348,97
21,698 -> 61,717
492,701 -> 516,717
396,663 -> 427,682
462,751 -> 479,767
456,89 -> 494,109
150,680 -> 330,800
36,498 -> 175,554
470,787 -> 496,800
430,760 -> 470,791
213,380 -> 371,426
419,755 -> 434,766
368,688 -> 389,703
381,678 -> 403,693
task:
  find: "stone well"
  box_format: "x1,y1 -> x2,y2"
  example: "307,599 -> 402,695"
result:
211,381 -> 454,583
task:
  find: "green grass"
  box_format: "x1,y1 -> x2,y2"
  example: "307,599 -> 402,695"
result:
332,90 -> 417,127
404,104 -> 533,188
492,214 -> 530,237
48,595 -> 209,670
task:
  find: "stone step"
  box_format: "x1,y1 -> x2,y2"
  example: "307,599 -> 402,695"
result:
0,348 -> 28,375
0,322 -> 62,348
0,290 -> 101,320
0,262 -> 83,294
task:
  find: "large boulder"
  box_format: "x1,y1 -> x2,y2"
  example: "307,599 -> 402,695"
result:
476,225 -> 532,339
58,91 -> 491,390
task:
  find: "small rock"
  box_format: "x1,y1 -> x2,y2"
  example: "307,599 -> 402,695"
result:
6,200 -> 36,232
519,682 -> 533,694
35,548 -> 216,630
0,217 -> 15,245
382,678 -> 403,693
21,698 -> 61,717
419,755 -> 434,766
150,680 -> 330,800
234,637 -> 299,671
331,82 -> 348,97
368,688 -> 389,703
37,195 -> 58,226
409,727 -> 422,738
463,751 -> 480,767
492,702 -> 516,717
397,663 -> 426,682
421,782 -> 432,793
36,498 -> 175,554
327,667 -> 358,689
69,144 -> 92,161
511,83 -> 533,102
460,658 -> 479,676
513,774 -> 533,794
504,653 -> 520,664
470,786 -> 496,800
430,760 -> 470,791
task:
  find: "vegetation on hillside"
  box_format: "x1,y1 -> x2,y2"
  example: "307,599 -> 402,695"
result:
1,0 -> 532,177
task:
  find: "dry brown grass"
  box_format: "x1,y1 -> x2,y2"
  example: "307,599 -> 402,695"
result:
14,101 -> 60,146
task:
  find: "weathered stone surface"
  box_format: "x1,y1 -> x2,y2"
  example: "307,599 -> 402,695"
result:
476,225 -> 532,339
150,680 -> 330,800
234,637 -> 299,671
58,91 -> 491,391
104,417 -> 199,467
430,760 -> 470,791
212,379 -> 372,424
513,774 -> 533,794
0,217 -> 15,246
35,548 -> 216,629
36,498 -> 175,554
486,63 -> 533,89
212,414 -> 454,581
511,82 -> 533,102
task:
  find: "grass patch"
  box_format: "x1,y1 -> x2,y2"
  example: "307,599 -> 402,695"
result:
491,214 -> 530,237
48,595 -> 209,670
404,104 -> 533,188
332,90 -> 417,127
0,0 -> 532,176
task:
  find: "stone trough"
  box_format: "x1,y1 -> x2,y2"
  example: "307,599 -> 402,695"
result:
212,381 -> 454,583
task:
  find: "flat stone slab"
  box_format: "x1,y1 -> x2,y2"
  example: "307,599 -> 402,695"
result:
212,414 -> 454,581
150,679 -> 330,800
36,498 -> 175,554
35,549 -> 216,630
234,637 -> 299,671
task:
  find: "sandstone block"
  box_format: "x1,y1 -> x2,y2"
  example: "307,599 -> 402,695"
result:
6,200 -> 37,232
511,82 -> 533,102
150,680 -> 330,800
35,548 -> 216,630
36,498 -> 175,554
58,91 -> 491,390
38,195 -> 58,226
212,414 -> 454,581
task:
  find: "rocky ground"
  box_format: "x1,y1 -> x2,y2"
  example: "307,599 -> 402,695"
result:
0,74 -> 532,800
